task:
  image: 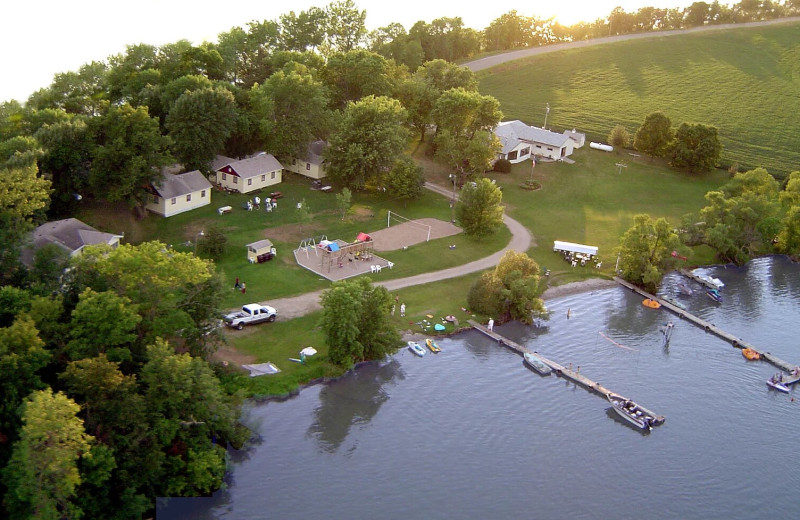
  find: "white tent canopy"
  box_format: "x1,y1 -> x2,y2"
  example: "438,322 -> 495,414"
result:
553,240 -> 598,256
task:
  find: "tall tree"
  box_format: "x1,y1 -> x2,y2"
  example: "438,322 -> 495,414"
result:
67,289 -> 141,362
2,389 -> 94,520
251,67 -> 331,160
455,178 -> 504,238
34,118 -> 93,216
279,8 -> 327,51
616,213 -> 683,292
322,0 -> 367,55
89,104 -> 172,206
387,156 -> 424,204
669,122 -> 722,173
324,96 -> 409,190
166,87 -> 237,171
320,278 -> 400,368
467,250 -> 547,324
634,111 -> 673,159
321,50 -> 397,109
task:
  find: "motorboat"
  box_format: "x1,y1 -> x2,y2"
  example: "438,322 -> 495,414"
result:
407,341 -> 426,357
607,393 -> 659,431
425,338 -> 441,353
642,298 -> 661,309
767,376 -> 789,393
523,352 -> 552,375
694,271 -> 724,288
706,288 -> 723,303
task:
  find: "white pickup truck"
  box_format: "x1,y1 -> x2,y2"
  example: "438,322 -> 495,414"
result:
223,304 -> 278,330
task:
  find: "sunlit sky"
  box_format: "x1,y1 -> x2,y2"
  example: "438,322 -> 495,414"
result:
2,1 -> 696,103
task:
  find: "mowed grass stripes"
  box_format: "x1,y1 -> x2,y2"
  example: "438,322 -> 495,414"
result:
479,22 -> 800,176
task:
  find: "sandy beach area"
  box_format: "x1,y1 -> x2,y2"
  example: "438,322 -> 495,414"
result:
540,278 -> 618,301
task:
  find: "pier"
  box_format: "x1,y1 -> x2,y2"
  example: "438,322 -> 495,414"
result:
614,277 -> 799,373
467,320 -> 665,426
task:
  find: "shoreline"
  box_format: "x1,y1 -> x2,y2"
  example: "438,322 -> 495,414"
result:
540,278 -> 618,301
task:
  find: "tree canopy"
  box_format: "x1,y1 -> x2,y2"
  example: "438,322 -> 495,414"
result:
616,213 -> 683,292
669,122 -> 722,173
634,111 -> 673,159
455,178 -> 504,238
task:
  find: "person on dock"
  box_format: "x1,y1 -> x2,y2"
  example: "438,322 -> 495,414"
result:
487,318 -> 494,331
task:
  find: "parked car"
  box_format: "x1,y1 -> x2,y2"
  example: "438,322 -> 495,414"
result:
223,304 -> 277,330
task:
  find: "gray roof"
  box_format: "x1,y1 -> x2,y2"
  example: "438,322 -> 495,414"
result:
152,170 -> 212,199
247,239 -> 274,250
304,140 -> 328,166
22,218 -> 121,265
494,120 -> 571,154
225,153 -> 283,179
211,155 -> 235,171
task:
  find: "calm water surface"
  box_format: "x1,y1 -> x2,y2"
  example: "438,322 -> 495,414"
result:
160,256 -> 800,520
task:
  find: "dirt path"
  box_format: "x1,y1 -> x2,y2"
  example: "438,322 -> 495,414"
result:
464,17 -> 800,72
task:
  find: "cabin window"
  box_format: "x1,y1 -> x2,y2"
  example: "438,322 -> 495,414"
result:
201,190 -> 206,198
233,177 -> 237,184
186,194 -> 191,202
508,151 -> 518,161
222,173 -> 227,181
520,147 -> 530,156
306,163 -> 311,170
261,174 -> 265,182
536,144 -> 542,149
271,171 -> 276,179
248,179 -> 252,186
547,147 -> 553,151
152,195 -> 159,203
171,198 -> 176,205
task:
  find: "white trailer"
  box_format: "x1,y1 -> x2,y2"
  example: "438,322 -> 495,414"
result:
553,240 -> 598,257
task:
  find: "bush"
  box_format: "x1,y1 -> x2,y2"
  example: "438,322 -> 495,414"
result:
493,158 -> 511,173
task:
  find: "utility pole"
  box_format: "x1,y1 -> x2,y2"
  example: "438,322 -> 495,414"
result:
449,174 -> 457,223
543,103 -> 550,129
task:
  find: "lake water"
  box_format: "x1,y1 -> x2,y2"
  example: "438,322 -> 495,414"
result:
159,256 -> 800,520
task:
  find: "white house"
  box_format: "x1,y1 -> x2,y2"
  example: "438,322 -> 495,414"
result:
216,153 -> 283,194
21,218 -> 122,266
145,170 -> 212,217
284,140 -> 328,179
494,120 -> 586,163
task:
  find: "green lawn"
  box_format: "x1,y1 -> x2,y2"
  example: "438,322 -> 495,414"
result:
478,22 -> 800,177
77,172 -> 509,308
489,148 -> 729,277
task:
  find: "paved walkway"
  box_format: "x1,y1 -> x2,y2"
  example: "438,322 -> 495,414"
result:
265,182 -> 531,320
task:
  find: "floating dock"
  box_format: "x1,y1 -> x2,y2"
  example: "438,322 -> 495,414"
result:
614,277 -> 799,374
467,320 -> 665,426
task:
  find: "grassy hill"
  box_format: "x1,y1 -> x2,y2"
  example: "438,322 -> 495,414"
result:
478,22 -> 800,177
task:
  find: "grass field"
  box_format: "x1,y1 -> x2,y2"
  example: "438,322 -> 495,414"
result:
76,172 -> 508,308
490,147 -> 729,276
478,22 -> 800,177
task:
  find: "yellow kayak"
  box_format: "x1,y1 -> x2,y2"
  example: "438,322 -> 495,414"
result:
425,338 -> 441,353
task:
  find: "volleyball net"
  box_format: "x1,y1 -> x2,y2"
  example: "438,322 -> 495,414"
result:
386,211 -> 432,242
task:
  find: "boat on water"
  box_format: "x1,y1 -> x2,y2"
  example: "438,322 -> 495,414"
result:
780,367 -> 800,386
425,338 -> 441,353
706,288 -> 723,303
767,375 -> 790,393
694,272 -> 725,288
662,297 -> 687,310
607,393 -> 658,431
407,341 -> 426,357
677,283 -> 693,296
741,348 -> 760,361
642,298 -> 661,309
523,352 -> 552,375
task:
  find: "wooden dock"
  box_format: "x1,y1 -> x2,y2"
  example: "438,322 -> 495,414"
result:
467,320 -> 665,426
614,277 -> 799,373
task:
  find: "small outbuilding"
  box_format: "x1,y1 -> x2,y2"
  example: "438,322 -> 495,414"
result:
247,239 -> 277,263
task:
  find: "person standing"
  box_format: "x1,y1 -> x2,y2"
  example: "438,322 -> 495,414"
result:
487,318 -> 494,331
400,303 -> 406,317
241,282 -> 246,294
234,276 -> 240,290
